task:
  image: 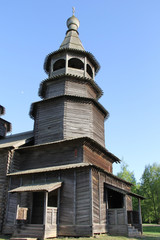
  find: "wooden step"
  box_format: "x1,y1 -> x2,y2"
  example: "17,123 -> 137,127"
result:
13,224 -> 44,239
10,238 -> 37,240
127,224 -> 141,237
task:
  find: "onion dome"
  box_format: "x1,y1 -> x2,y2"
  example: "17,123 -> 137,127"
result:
60,12 -> 84,50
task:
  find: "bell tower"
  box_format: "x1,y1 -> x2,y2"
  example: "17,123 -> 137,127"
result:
30,13 -> 109,147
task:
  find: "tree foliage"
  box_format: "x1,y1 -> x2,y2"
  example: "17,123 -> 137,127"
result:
117,162 -> 138,210
116,162 -> 160,223
140,163 -> 160,223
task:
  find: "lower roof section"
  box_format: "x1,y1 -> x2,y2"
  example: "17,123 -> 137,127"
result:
14,136 -> 120,163
8,163 -> 144,199
7,162 -> 131,186
30,95 -> 109,119
0,130 -> 33,149
8,162 -> 90,176
9,181 -> 62,193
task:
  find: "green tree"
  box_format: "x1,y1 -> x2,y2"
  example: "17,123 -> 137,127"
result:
140,163 -> 160,223
117,162 -> 137,190
117,162 -> 138,210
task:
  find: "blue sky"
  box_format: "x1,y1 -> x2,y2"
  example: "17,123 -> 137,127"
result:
1,0 -> 160,182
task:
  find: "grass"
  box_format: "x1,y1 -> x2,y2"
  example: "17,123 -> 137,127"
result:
0,225 -> 160,240
142,224 -> 160,239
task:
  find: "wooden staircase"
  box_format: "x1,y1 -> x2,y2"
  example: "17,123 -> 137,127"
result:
12,224 -> 44,239
128,224 -> 141,237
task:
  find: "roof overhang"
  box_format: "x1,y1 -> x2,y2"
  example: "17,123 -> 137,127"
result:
0,131 -> 33,149
105,183 -> 145,200
29,95 -> 109,120
7,137 -> 120,164
9,182 -> 62,193
38,74 -> 103,100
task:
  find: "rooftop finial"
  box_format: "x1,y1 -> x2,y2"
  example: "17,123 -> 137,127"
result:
72,7 -> 75,16
67,9 -> 80,32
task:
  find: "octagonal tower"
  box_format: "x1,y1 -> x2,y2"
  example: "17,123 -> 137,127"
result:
30,14 -> 109,147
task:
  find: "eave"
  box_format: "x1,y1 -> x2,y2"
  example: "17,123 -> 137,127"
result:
38,73 -> 103,99
29,95 -> 109,120
12,136 -> 120,163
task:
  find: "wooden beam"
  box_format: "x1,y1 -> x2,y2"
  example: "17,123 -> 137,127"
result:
43,191 -> 48,225
138,198 -> 143,233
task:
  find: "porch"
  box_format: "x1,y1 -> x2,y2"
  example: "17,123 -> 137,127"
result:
105,183 -> 144,237
9,182 -> 62,239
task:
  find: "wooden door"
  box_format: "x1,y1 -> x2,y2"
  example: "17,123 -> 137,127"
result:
31,192 -> 44,224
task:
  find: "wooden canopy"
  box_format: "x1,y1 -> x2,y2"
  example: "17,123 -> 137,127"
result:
105,183 -> 145,200
9,182 -> 62,193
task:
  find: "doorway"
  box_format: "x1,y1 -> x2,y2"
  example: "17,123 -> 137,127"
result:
31,192 -> 44,224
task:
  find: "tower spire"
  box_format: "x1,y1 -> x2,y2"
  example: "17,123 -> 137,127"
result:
59,11 -> 84,50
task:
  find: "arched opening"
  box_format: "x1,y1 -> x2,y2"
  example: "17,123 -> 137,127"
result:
87,64 -> 93,78
53,59 -> 65,71
68,58 -> 84,70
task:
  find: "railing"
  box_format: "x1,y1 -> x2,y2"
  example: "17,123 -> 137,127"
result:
108,208 -> 127,225
47,207 -> 57,225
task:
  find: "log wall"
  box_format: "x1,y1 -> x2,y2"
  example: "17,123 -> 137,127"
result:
0,150 -> 8,232
4,167 -> 92,236
92,169 -> 107,234
34,98 -> 105,146
64,100 -> 105,146
34,99 -> 64,145
3,177 -> 20,234
107,209 -> 128,236
83,145 -> 112,173
92,105 -> 105,147
65,80 -> 97,99
45,79 -> 65,99
12,143 -> 83,171
58,168 -> 91,236
0,149 -> 13,233
64,100 -> 93,140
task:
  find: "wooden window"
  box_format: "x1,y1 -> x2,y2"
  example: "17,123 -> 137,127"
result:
68,58 -> 84,70
53,59 -> 65,71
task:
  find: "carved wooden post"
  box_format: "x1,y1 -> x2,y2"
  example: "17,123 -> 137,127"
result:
43,191 -> 48,239
124,195 -> 128,224
65,54 -> 68,74
43,191 -> 48,225
138,198 -> 143,233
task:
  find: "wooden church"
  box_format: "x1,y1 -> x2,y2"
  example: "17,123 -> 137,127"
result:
0,13 -> 144,239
